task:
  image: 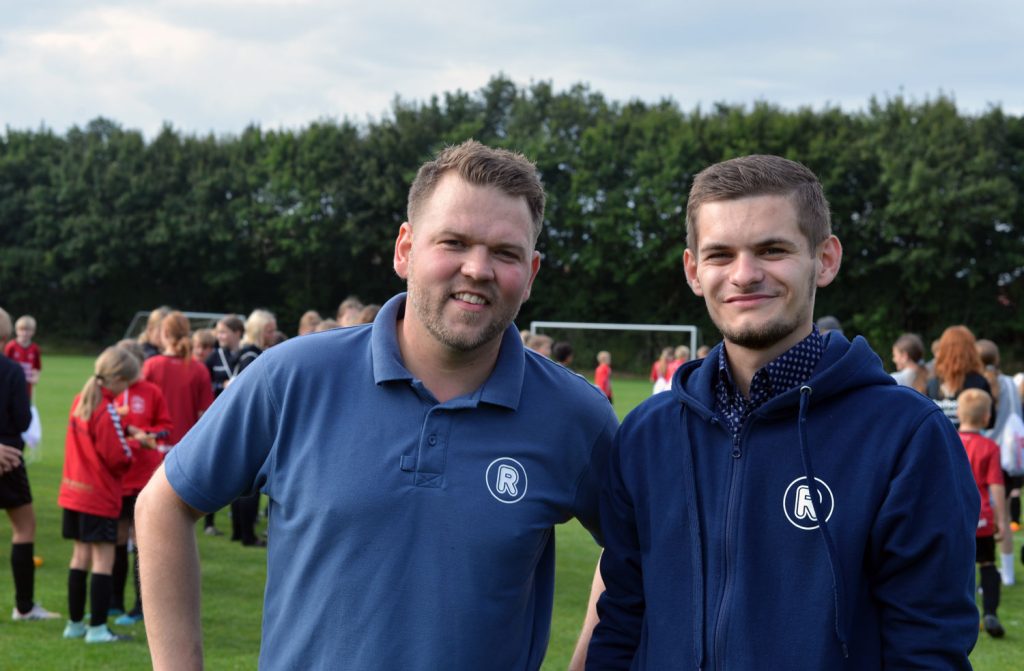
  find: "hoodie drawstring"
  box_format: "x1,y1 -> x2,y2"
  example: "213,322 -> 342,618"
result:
797,385 -> 850,659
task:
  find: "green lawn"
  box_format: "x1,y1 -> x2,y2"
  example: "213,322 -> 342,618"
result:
2,356 -> 1021,669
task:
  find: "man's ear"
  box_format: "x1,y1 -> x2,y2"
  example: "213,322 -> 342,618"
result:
816,235 -> 842,288
393,222 -> 413,279
520,250 -> 541,303
683,248 -> 703,297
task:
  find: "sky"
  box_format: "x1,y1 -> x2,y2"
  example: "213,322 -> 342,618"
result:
2,0 -> 1022,138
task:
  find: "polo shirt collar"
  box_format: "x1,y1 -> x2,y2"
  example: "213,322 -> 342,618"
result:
371,292 -> 524,410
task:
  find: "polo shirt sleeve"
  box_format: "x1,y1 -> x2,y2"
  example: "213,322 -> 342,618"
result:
165,352 -> 279,513
571,404 -> 618,545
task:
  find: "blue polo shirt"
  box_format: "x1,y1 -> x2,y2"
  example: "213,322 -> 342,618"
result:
165,293 -> 618,670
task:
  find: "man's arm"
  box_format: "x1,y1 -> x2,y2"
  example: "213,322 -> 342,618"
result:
869,412 -> 980,668
585,435 -> 645,670
568,560 -> 605,671
136,464 -> 205,671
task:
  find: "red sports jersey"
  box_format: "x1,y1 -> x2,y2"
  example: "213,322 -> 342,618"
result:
4,340 -> 41,397
142,355 -> 213,444
118,380 -> 174,495
59,390 -> 133,518
959,431 -> 1004,538
595,363 -> 613,400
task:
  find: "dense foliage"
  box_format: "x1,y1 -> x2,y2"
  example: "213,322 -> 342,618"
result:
2,76 -> 1022,365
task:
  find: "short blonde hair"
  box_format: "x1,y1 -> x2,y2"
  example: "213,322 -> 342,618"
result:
15,315 -> 36,332
956,388 -> 992,427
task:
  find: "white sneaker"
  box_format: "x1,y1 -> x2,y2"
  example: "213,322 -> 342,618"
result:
11,603 -> 61,621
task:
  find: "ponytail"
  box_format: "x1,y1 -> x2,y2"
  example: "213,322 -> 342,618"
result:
161,311 -> 193,362
72,347 -> 141,421
73,374 -> 105,422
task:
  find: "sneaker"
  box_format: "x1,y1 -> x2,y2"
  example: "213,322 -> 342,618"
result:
1011,521 -> 1020,533
12,603 -> 61,621
204,526 -> 223,536
108,607 -> 125,617
115,611 -> 143,626
63,620 -> 87,639
983,614 -> 1005,638
85,624 -> 132,643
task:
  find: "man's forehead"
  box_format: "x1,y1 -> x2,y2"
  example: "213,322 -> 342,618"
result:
694,195 -> 803,244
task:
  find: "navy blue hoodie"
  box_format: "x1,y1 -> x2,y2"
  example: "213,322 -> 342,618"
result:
588,334 -> 979,670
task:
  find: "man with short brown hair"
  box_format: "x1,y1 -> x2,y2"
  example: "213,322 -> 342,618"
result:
584,155 -> 979,669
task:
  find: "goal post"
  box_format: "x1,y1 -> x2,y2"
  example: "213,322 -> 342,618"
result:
532,321 -> 700,374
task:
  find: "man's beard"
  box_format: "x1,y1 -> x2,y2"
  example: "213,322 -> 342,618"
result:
406,260 -> 520,353
713,273 -> 815,351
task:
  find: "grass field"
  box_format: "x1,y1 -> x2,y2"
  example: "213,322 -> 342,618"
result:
2,355 -> 1021,669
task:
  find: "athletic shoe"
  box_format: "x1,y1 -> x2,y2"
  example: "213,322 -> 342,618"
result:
108,607 -> 125,617
1011,521 -> 1020,533
983,614 -> 1005,638
204,526 -> 223,536
115,611 -> 143,626
63,620 -> 87,639
85,624 -> 132,643
12,603 -> 61,621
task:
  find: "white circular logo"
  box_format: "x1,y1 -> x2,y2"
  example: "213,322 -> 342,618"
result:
485,458 -> 528,504
782,476 -> 834,530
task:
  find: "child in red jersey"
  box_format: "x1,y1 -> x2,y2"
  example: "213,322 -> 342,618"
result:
957,388 -> 1008,639
142,312 -> 213,446
109,341 -> 173,625
59,347 -> 142,643
594,351 -> 613,403
4,315 -> 41,399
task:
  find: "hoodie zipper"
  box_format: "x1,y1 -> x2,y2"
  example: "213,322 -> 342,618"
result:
711,418 -> 752,669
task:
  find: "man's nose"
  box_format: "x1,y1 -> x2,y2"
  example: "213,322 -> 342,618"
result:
730,252 -> 763,286
461,246 -> 496,281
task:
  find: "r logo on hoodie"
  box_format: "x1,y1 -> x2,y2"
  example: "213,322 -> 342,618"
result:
783,476 -> 834,530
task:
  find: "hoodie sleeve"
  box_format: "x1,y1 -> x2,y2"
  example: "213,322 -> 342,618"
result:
868,408 -> 979,669
587,431 -> 645,669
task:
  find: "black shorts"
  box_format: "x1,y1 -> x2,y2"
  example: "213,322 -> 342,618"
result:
0,462 -> 33,509
62,509 -> 118,543
119,494 -> 138,521
976,535 -> 996,564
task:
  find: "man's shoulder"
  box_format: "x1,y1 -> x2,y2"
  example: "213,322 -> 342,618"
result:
259,326 -> 373,375
521,352 -> 616,418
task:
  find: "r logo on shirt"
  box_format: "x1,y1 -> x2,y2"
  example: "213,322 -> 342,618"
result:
486,458 -> 528,504
783,476 -> 834,530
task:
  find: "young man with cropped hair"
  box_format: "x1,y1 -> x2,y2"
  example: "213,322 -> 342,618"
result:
583,155 -> 979,669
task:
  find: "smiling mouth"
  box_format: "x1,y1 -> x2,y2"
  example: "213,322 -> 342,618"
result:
725,294 -> 774,304
453,292 -> 489,305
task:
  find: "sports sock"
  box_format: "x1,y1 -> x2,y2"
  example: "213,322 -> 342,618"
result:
68,568 -> 88,622
1012,496 -> 1021,524
111,543 -> 128,611
130,548 -> 143,615
980,564 -> 1000,616
11,542 -> 35,614
1000,553 -> 1015,584
89,573 -> 112,627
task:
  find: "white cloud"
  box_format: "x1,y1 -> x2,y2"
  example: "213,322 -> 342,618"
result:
1,1 -> 1021,137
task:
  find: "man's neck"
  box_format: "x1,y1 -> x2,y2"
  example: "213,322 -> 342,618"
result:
959,425 -> 983,433
723,324 -> 814,398
396,318 -> 502,403
16,339 -> 31,348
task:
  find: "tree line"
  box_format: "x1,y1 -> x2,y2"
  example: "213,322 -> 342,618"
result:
1,75 -> 1022,367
